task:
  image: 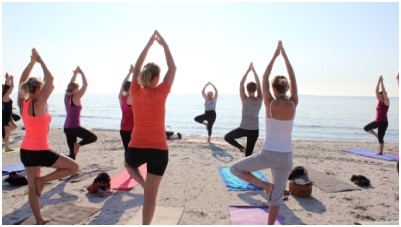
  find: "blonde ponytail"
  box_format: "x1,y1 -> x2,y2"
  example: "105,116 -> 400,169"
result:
19,77 -> 44,99
138,63 -> 160,88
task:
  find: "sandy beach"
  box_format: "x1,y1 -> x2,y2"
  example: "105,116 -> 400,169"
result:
2,127 -> 399,225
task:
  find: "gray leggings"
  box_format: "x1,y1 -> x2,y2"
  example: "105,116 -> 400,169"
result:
230,150 -> 292,206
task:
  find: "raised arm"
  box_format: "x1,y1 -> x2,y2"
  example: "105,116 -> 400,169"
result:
155,31 -> 176,85
240,63 -> 252,103
3,74 -> 14,102
251,63 -> 263,99
119,65 -> 134,105
18,49 -> 37,108
210,82 -> 218,99
73,66 -> 88,100
202,82 -> 209,99
375,76 -> 381,101
70,66 -> 79,83
281,42 -> 298,106
35,49 -> 54,108
262,42 -> 281,107
133,32 -> 157,82
379,76 -> 389,106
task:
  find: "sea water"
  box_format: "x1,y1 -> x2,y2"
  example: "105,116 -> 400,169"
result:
11,93 -> 399,142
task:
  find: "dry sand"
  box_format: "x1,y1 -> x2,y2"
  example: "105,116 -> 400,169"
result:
2,128 -> 399,225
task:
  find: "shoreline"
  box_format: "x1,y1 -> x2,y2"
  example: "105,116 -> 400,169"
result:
2,128 -> 399,225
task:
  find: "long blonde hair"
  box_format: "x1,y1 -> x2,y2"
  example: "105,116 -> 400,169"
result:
139,63 -> 160,88
19,77 -> 44,99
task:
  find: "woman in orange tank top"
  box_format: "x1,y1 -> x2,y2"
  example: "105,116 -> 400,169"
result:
124,30 -> 176,225
17,48 -> 79,225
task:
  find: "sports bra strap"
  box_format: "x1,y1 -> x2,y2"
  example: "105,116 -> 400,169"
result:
31,99 -> 35,117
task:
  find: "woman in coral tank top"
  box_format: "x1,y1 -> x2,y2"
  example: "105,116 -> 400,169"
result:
17,48 -> 79,225
124,30 -> 176,225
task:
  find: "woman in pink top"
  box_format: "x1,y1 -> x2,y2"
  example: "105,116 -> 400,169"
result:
363,75 -> 390,155
18,48 -> 79,225
118,64 -> 134,156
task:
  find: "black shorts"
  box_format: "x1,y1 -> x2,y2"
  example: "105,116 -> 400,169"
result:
125,148 -> 168,176
20,148 -> 60,167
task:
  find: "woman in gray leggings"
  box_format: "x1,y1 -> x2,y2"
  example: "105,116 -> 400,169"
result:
230,41 -> 298,225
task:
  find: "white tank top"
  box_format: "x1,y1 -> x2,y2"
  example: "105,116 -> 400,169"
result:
262,100 -> 295,153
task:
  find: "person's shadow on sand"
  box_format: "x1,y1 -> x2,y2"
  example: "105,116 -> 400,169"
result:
292,195 -> 326,214
87,190 -> 144,225
236,191 -> 305,224
208,143 -> 234,163
3,180 -> 79,224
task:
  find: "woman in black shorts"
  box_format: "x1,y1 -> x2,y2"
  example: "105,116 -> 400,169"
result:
18,48 -> 79,225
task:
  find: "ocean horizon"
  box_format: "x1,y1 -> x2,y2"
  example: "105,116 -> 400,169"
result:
11,92 -> 399,143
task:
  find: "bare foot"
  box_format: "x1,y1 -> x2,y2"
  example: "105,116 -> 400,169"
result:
35,177 -> 45,197
37,218 -> 51,225
74,143 -> 81,157
5,148 -> 14,152
264,182 -> 274,202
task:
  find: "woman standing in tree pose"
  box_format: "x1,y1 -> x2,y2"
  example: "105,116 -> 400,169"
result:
18,48 -> 79,225
224,63 -> 262,157
119,64 -> 134,156
363,75 -> 390,155
230,41 -> 298,225
63,66 -> 97,160
124,30 -> 176,225
3,73 -> 18,151
194,82 -> 218,143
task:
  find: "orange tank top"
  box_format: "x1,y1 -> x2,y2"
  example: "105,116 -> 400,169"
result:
20,99 -> 52,150
129,79 -> 171,150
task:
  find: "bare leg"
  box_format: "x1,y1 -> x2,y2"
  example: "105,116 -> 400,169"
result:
4,121 -> 17,151
142,173 -> 163,225
124,162 -> 145,188
25,167 -> 51,225
235,172 -> 273,200
267,205 -> 280,225
377,143 -> 384,155
35,155 -> 79,196
74,143 -> 81,157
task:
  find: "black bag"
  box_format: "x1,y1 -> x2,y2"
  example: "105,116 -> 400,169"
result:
351,175 -> 371,187
5,172 -> 28,186
166,126 -> 174,139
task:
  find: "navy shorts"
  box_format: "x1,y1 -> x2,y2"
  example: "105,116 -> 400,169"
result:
125,148 -> 168,176
20,148 -> 60,167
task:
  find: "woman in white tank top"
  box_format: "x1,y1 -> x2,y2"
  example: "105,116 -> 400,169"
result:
230,41 -> 298,225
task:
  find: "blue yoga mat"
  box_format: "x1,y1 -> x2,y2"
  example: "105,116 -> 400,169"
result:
218,167 -> 269,191
343,149 -> 398,161
2,163 -> 25,176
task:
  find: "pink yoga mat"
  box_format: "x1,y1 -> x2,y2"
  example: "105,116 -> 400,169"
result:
110,164 -> 147,191
229,206 -> 284,225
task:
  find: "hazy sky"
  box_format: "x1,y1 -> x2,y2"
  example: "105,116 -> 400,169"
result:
2,2 -> 399,96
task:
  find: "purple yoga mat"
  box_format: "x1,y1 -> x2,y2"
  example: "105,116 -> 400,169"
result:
229,206 -> 284,225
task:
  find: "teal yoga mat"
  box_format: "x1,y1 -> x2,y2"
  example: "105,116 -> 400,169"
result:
218,167 -> 269,191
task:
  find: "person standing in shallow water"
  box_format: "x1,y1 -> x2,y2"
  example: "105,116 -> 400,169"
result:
230,41 -> 298,225
194,82 -> 218,143
124,30 -> 176,225
363,75 -> 389,155
119,64 -> 134,157
18,48 -> 79,225
63,66 -> 97,160
224,63 -> 262,157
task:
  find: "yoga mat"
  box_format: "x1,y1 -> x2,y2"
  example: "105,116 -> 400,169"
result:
110,164 -> 147,191
18,203 -> 99,225
229,206 -> 284,225
218,167 -> 269,191
307,167 -> 360,193
2,163 -> 25,176
2,147 -> 20,154
127,206 -> 184,225
343,149 -> 398,161
354,220 -> 399,225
